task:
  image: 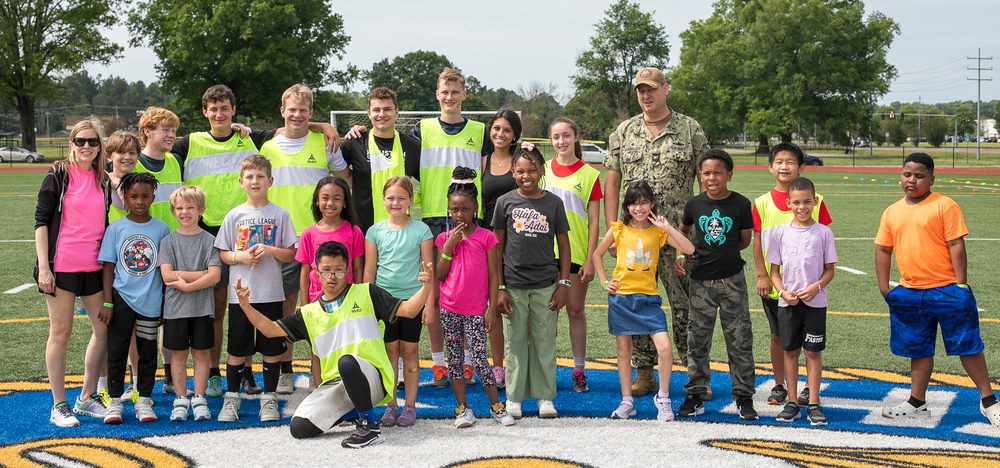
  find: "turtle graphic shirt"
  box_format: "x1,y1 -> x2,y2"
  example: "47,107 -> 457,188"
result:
681,191 -> 753,280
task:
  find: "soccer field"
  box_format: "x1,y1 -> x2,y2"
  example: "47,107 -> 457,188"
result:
2,165 -> 999,380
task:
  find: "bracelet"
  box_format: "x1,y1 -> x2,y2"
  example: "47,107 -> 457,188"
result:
676,254 -> 686,260
231,251 -> 238,265
498,285 -> 506,291
777,290 -> 785,297
441,253 -> 453,261
102,302 -> 114,309
602,280 -> 609,288
557,278 -> 572,288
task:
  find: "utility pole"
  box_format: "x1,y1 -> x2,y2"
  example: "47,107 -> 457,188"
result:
968,48 -> 992,161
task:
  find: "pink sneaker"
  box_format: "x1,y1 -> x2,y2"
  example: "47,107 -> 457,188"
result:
493,366 -> 505,389
396,405 -> 417,427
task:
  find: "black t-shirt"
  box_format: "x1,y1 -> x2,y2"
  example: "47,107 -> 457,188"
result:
341,134 -> 421,234
277,283 -> 402,343
681,191 -> 753,280
481,153 -> 516,229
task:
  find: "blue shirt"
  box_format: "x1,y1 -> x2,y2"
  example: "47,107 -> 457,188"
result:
99,217 -> 170,317
365,218 -> 432,298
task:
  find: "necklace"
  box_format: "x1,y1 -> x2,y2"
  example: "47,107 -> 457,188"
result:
493,157 -> 511,167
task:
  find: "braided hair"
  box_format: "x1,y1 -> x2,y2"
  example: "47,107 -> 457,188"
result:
446,166 -> 479,230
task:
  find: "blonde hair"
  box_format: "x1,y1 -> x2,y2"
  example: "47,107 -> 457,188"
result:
105,130 -> 141,156
239,153 -> 272,178
281,84 -> 314,109
137,107 -> 179,146
63,118 -> 108,188
169,185 -> 206,210
438,67 -> 465,89
382,176 -> 414,198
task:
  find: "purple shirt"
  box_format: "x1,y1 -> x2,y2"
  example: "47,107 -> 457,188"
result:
435,227 -> 498,315
765,222 -> 838,308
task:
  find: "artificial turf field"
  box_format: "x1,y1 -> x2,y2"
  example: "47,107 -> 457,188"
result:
1,164 -> 999,466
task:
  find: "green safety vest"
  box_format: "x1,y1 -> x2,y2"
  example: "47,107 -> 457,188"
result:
754,192 -> 826,300
544,159 -> 600,265
107,190 -> 127,224
418,119 -> 484,218
135,154 -> 182,231
301,284 -> 393,404
368,131 -> 406,225
260,132 -> 329,235
183,132 -> 259,227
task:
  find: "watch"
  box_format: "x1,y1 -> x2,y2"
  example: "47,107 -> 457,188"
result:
557,279 -> 572,288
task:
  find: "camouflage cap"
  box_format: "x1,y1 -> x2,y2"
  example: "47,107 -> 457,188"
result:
634,67 -> 667,89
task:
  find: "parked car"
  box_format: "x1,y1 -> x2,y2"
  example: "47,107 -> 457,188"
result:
854,137 -> 871,147
580,143 -> 608,164
803,153 -> 824,166
0,147 -> 45,163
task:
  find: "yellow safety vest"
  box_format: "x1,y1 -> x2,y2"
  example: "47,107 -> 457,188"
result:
260,132 -> 329,235
135,154 -> 182,231
183,132 -> 259,227
544,160 -> 600,265
418,119 -> 484,218
368,131 -> 406,225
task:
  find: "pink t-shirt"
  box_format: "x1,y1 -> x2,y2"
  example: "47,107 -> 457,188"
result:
435,227 -> 498,316
54,165 -> 105,272
295,221 -> 364,302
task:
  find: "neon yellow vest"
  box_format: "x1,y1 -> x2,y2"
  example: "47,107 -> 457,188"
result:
107,189 -> 127,224
301,284 -> 393,404
260,132 -> 329,235
135,154 -> 182,231
544,160 -> 600,265
368,131 -> 406,225
754,191 -> 826,299
418,119 -> 484,218
183,132 -> 259,227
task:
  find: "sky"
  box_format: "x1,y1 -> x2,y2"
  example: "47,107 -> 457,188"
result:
88,0 -> 996,107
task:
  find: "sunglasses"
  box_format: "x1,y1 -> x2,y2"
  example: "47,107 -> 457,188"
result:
71,138 -> 101,147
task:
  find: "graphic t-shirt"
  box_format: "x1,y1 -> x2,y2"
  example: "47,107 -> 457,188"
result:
681,191 -> 753,280
492,191 -> 570,288
610,221 -> 668,296
215,202 -> 298,303
98,217 -> 170,317
765,222 -> 838,307
295,222 -> 365,302
159,230 -> 223,319
435,227 -> 498,315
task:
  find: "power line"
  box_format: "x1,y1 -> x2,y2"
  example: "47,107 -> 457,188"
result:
968,48 -> 992,160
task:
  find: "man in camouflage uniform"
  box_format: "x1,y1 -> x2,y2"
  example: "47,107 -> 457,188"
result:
603,67 -> 709,397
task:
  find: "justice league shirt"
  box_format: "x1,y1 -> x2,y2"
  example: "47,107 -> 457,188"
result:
681,191 -> 753,281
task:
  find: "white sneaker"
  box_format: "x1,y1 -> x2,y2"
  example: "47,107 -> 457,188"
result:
73,393 -> 107,418
276,373 -> 295,394
491,402 -> 515,426
104,398 -> 123,424
170,397 -> 189,422
655,394 -> 675,421
218,392 -> 241,422
610,400 -> 636,420
50,402 -> 80,427
882,400 -> 930,419
259,393 -> 280,422
191,395 -> 211,421
135,397 -> 157,422
982,400 -> 1000,426
538,399 -> 558,418
454,405 -> 476,429
506,400 -> 522,419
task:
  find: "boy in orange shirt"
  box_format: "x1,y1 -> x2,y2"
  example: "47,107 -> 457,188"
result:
875,153 -> 998,426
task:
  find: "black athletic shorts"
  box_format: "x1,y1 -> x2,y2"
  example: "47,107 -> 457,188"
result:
163,316 -> 215,351
227,301 -> 286,357
383,309 -> 423,343
778,303 -> 827,352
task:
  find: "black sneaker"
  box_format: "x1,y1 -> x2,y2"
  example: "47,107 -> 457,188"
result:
736,397 -> 758,420
807,404 -> 828,426
797,387 -> 810,406
241,373 -> 262,395
776,402 -> 800,422
341,419 -> 384,449
767,385 -> 787,405
677,394 -> 704,417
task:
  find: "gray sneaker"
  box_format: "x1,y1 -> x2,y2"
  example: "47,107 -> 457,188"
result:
610,400 -> 636,420
135,397 -> 157,422
103,398 -> 123,424
259,393 -> 280,422
218,392 -> 241,422
776,402 -> 801,422
380,403 -> 399,427
807,404 -> 828,426
51,402 -> 80,427
73,393 -> 107,418
276,373 -> 295,395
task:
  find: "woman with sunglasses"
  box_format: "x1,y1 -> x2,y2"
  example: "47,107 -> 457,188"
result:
34,118 -> 113,427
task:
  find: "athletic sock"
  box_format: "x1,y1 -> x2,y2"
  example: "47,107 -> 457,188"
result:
573,357 -> 586,373
226,363 -> 244,393
97,376 -> 108,391
431,352 -> 446,367
262,361 -> 280,393
983,395 -> 999,408
359,408 -> 376,426
209,367 -> 221,378
907,396 -> 926,408
280,361 -> 293,374
463,354 -> 472,366
163,364 -> 173,383
657,391 -> 669,400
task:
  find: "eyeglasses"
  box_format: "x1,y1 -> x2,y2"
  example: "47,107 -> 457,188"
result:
317,270 -> 348,279
71,138 -> 101,147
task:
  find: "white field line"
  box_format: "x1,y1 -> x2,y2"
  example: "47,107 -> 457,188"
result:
3,283 -> 33,294
0,240 -> 33,243
837,266 -> 867,275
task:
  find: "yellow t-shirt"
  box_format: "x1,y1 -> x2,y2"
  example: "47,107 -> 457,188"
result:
874,192 -> 968,289
611,221 -> 668,295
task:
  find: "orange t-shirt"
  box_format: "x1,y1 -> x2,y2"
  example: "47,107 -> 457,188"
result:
874,192 -> 968,289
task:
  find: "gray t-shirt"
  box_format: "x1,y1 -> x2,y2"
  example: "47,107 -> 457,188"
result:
493,191 -> 570,289
215,202 -> 298,304
159,230 -> 223,319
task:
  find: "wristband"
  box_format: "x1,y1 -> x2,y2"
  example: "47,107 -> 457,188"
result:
777,290 -> 785,298
557,279 -> 572,288
957,283 -> 969,290
441,253 -> 453,261
231,251 -> 238,265
102,302 -> 114,309
602,280 -> 609,288
498,285 -> 506,291
676,254 -> 686,260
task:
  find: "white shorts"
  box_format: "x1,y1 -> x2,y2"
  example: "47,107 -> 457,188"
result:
293,355 -> 387,431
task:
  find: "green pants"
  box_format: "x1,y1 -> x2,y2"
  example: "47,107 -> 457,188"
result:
503,285 -> 558,402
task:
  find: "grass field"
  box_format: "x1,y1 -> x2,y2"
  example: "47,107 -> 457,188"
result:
2,165 -> 999,385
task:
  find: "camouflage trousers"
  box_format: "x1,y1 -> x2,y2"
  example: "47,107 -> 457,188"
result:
682,272 -> 755,399
630,250 -> 692,368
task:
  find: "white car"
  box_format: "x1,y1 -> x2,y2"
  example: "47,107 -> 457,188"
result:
0,147 -> 45,163
581,144 -> 608,164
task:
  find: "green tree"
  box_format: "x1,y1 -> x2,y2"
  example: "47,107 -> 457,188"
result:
367,51 -> 454,112
886,120 -> 907,146
0,0 -> 122,150
573,0 -> 670,121
564,89 -> 616,141
673,0 -> 898,151
954,104 -> 975,136
129,0 -> 354,130
924,116 -> 949,148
